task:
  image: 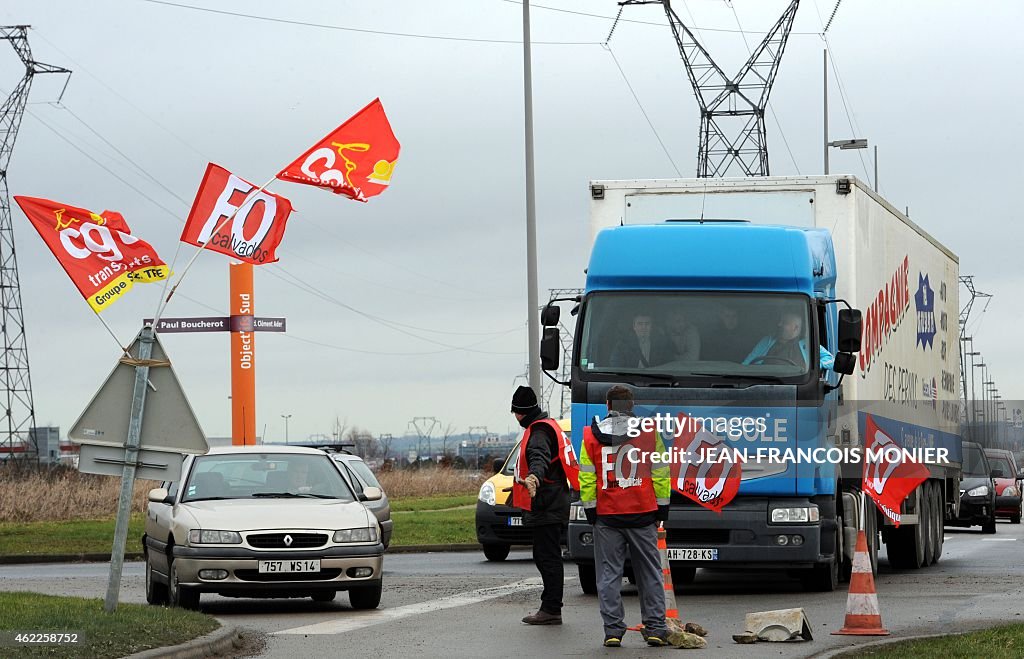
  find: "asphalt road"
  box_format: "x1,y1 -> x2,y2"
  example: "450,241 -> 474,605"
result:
2,522 -> 1022,658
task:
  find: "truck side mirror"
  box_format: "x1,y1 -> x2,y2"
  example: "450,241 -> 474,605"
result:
832,352 -> 856,376
541,327 -> 560,370
837,309 -> 863,353
541,304 -> 560,327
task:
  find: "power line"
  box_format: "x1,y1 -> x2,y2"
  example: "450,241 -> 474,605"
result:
824,38 -> 872,184
140,0 -> 601,45
602,44 -> 682,177
823,0 -> 843,34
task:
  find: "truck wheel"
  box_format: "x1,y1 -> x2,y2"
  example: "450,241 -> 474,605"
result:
920,484 -> 935,566
671,565 -> 696,587
801,555 -> 838,592
578,563 -> 597,595
865,506 -> 879,576
928,482 -> 943,565
482,544 -> 510,562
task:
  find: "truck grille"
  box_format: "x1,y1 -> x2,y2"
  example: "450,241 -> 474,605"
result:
247,532 -> 328,549
666,529 -> 731,545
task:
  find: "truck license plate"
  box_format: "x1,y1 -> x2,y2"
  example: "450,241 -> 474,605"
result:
508,516 -> 523,527
258,560 -> 321,573
666,548 -> 718,561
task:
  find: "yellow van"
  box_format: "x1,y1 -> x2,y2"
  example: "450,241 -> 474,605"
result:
475,418 -> 571,561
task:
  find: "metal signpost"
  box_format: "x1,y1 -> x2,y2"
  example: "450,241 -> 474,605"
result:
69,327 -> 208,613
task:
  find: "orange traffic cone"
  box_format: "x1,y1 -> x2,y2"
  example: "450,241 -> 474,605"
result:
832,529 -> 889,636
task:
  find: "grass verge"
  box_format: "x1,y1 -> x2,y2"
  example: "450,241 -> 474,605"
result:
845,624 -> 1024,658
389,508 -> 476,546
390,494 -> 477,512
0,591 -> 218,658
0,516 -> 145,557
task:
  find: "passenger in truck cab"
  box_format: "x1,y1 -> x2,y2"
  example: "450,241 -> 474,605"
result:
609,313 -> 674,368
664,308 -> 700,361
700,304 -> 746,362
743,310 -> 834,371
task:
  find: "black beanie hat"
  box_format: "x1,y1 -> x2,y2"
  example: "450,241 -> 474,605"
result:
510,385 -> 539,413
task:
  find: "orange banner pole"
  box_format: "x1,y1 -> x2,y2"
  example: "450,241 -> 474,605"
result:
230,263 -> 256,445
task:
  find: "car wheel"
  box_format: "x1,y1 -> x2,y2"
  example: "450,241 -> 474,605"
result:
168,559 -> 200,610
482,543 -> 511,562
311,590 -> 337,603
578,563 -> 597,595
349,582 -> 382,610
145,555 -> 169,606
982,515 -> 997,534
1012,505 -> 1022,525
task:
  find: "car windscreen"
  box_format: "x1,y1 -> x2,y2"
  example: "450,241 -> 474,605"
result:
578,291 -> 815,382
182,453 -> 356,502
501,441 -> 521,476
345,459 -> 382,490
988,454 -> 1014,478
963,445 -> 989,478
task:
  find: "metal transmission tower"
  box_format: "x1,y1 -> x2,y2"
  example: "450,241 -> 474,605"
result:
621,1 -> 800,177
958,275 -> 992,425
0,27 -> 70,459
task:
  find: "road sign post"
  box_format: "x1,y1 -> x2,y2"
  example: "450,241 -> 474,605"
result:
102,325 -> 154,612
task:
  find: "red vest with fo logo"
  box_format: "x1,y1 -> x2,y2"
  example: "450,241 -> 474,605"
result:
512,418 -> 580,512
582,425 -> 658,516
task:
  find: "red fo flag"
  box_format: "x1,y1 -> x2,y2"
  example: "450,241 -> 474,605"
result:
862,414 -> 929,527
276,98 -> 400,202
14,196 -> 169,313
669,413 -> 742,513
181,163 -> 294,265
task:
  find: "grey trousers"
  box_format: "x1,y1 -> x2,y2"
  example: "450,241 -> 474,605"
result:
594,521 -> 667,637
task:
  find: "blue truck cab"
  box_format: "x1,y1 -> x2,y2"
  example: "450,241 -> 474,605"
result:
548,221 -> 863,593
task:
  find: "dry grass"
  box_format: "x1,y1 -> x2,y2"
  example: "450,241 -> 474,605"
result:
0,463 -> 485,522
0,463 -> 160,523
377,468 -> 487,499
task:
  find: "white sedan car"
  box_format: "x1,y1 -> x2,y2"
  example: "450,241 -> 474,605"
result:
143,445 -> 384,610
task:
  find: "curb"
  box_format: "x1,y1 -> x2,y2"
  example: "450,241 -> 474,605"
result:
386,543 -> 482,554
124,625 -> 241,659
809,629 -> 976,658
0,552 -> 145,565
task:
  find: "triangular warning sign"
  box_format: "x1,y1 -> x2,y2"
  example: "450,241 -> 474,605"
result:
69,330 -> 207,454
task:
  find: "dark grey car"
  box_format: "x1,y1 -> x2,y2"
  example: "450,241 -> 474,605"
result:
332,454 -> 393,549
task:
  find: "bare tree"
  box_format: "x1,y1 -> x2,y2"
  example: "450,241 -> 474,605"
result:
378,433 -> 394,461
440,422 -> 457,460
345,427 -> 377,458
332,416 -> 349,444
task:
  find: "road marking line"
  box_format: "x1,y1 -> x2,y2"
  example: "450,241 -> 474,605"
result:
274,578 -> 544,635
981,538 -> 1018,542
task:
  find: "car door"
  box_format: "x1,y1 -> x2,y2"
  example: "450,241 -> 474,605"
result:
146,478 -> 179,575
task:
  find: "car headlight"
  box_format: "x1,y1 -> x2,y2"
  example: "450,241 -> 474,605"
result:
1002,486 -> 1019,497
967,486 -> 990,497
770,507 -> 820,524
334,526 -> 378,543
570,504 -> 589,521
478,481 -> 496,506
188,529 -> 242,545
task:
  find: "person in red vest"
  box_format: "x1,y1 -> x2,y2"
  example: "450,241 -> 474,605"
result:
510,385 -> 579,625
579,385 -> 670,648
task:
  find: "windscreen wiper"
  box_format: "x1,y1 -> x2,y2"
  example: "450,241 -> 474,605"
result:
252,492 -> 340,499
594,370 -> 682,385
690,372 -> 785,383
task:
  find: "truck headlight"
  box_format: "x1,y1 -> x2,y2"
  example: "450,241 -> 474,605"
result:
770,507 -> 820,524
188,529 -> 242,545
967,486 -> 989,497
478,481 -> 496,507
334,527 -> 378,543
570,504 -> 589,521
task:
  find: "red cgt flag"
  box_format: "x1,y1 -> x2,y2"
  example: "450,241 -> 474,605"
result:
668,413 -> 742,514
862,414 -> 929,527
181,163 -> 294,265
14,196 -> 169,313
276,98 -> 400,202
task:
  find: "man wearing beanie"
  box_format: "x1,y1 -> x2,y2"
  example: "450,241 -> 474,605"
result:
510,385 -> 571,625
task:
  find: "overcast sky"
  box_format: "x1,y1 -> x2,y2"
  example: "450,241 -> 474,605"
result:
2,0 -> 1021,445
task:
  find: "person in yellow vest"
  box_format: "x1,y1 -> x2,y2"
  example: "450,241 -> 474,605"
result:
510,385 -> 580,626
579,385 -> 671,648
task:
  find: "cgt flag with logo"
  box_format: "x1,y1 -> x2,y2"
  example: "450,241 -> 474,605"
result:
181,163 -> 294,265
14,196 -> 169,313
862,414 -> 929,527
668,412 -> 742,514
277,98 -> 400,202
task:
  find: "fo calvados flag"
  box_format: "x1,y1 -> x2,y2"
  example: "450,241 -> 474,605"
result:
15,196 -> 169,313
181,163 -> 294,265
862,414 -> 929,527
277,98 -> 400,202
668,412 -> 742,514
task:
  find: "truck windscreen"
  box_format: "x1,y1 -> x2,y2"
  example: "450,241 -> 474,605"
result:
578,292 -> 815,380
